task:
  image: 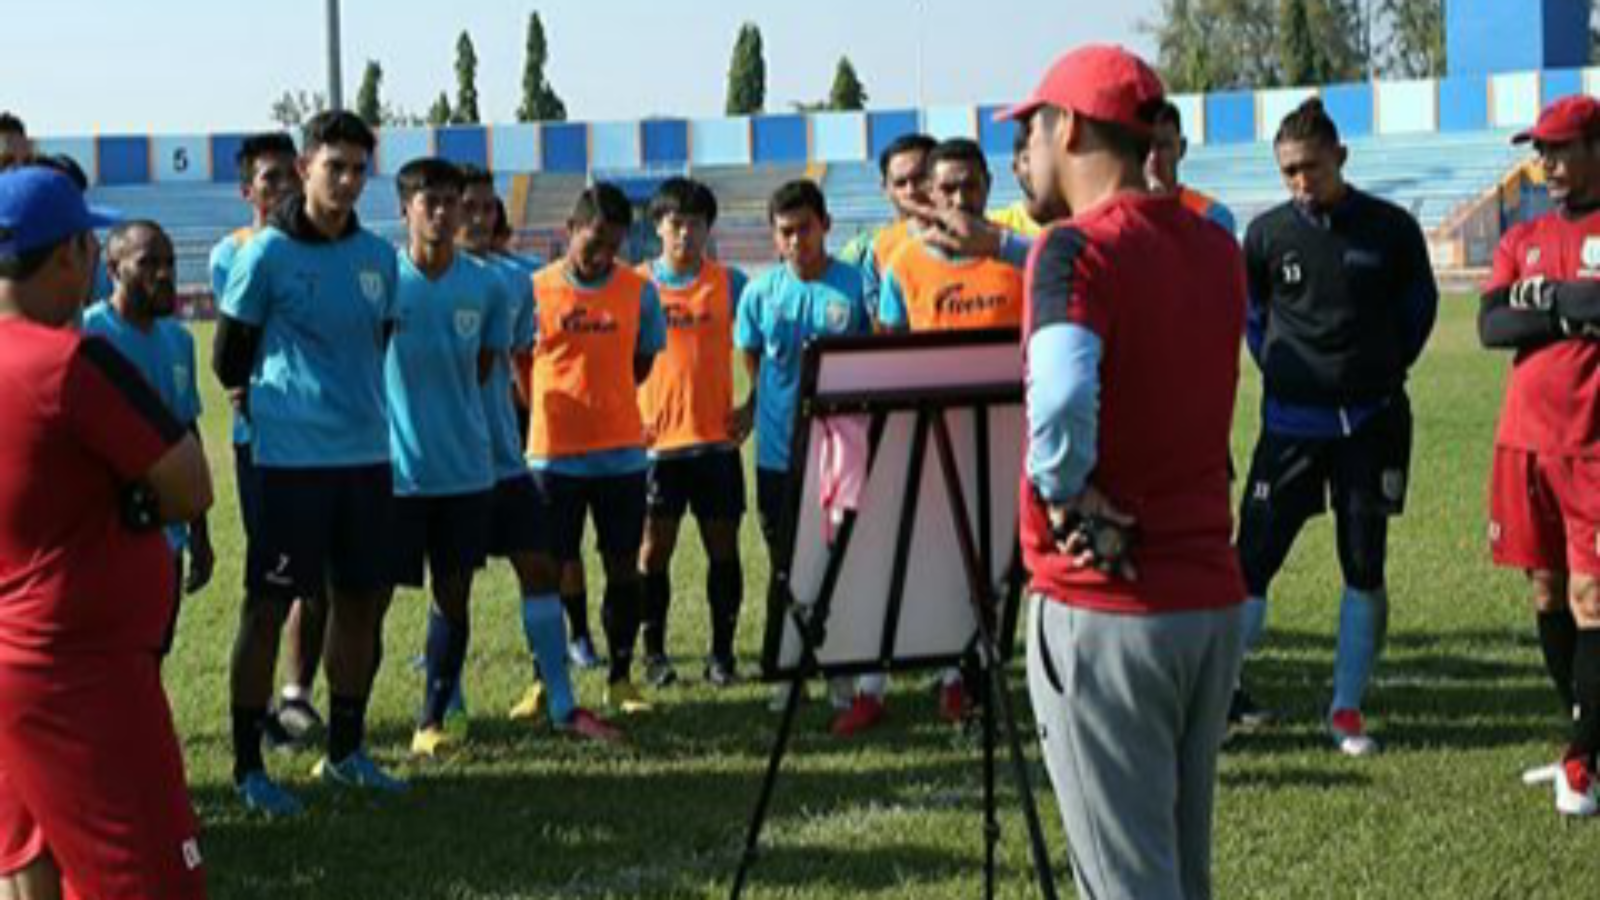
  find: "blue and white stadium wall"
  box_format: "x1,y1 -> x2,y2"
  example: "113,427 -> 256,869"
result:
35,66 -> 1597,187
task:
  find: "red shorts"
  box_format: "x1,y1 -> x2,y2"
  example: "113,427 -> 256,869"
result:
1489,448 -> 1600,577
0,654 -> 206,899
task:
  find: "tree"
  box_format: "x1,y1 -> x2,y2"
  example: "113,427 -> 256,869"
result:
1376,0 -> 1445,78
516,12 -> 568,122
1144,0 -> 1364,90
1144,0 -> 1282,92
1278,0 -> 1318,86
355,60 -> 384,127
1303,0 -> 1365,82
268,89 -> 327,128
454,31 -> 480,125
428,92 -> 454,127
725,23 -> 766,115
827,56 -> 867,111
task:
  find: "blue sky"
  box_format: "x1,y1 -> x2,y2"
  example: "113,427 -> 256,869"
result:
0,0 -> 1160,137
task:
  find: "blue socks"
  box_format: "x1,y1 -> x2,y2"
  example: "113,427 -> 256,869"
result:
1332,587 -> 1388,714
422,606 -> 470,728
1241,595 -> 1268,657
522,594 -> 576,724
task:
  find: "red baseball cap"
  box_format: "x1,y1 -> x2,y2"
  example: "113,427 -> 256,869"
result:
995,44 -> 1166,134
1514,94 -> 1600,145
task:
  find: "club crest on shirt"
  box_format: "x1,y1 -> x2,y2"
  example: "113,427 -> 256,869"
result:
1525,246 -> 1542,268
359,269 -> 385,304
454,309 -> 481,340
824,298 -> 851,333
1381,468 -> 1406,504
1583,238 -> 1600,274
181,838 -> 203,871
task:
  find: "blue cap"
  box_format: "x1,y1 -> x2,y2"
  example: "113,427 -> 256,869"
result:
0,168 -> 118,260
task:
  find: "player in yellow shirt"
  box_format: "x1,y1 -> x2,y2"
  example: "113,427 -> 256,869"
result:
987,121 -> 1043,237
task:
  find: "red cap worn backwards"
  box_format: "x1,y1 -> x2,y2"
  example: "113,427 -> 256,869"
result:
1514,95 -> 1600,145
995,44 -> 1166,134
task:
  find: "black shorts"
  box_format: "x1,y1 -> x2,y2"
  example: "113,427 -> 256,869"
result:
488,474 -> 548,557
1240,395 -> 1413,524
646,449 -> 747,522
389,491 -> 494,588
530,469 -> 647,562
756,467 -> 792,555
245,465 -> 394,600
234,442 -> 261,541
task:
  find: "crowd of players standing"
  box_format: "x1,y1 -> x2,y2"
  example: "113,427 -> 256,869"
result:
0,40 -> 1597,900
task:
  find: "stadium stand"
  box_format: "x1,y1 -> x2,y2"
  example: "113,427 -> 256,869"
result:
85,131 -> 1537,292
70,59 -> 1573,291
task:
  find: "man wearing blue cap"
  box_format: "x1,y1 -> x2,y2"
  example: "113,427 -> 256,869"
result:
0,168 -> 212,898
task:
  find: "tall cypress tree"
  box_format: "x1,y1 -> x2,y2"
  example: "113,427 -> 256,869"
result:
355,60 -> 383,127
828,56 -> 867,111
517,12 -> 568,122
725,23 -> 766,115
454,31 -> 480,125
428,92 -> 454,127
1278,0 -> 1318,86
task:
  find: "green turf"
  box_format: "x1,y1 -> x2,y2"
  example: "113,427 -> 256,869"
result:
166,297 -> 1600,898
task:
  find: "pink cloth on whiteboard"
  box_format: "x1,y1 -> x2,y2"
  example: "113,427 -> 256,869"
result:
818,415 -> 871,542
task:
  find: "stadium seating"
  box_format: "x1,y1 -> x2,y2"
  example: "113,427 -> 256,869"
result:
87,174 -> 513,290
86,132 -> 1531,291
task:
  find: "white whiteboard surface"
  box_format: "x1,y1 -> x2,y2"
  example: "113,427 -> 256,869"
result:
768,334 -> 1023,677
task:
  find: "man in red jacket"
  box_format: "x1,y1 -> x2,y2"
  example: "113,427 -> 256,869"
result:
0,167 -> 212,898
1007,46 -> 1247,900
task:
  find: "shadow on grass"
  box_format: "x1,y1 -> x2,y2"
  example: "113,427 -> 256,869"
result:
1219,765 -> 1373,791
1233,626 -> 1562,755
195,749 -> 1050,900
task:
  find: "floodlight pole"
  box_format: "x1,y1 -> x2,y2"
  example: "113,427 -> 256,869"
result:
326,0 -> 345,111
914,0 -> 927,123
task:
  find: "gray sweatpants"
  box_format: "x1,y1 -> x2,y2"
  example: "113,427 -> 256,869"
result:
1025,594 -> 1242,900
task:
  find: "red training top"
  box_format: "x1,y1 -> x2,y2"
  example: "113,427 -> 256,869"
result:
1487,210 -> 1600,457
1020,193 -> 1247,615
0,318 -> 186,664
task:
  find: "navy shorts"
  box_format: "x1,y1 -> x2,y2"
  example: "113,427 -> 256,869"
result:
1240,395 -> 1414,524
488,474 -> 549,557
233,442 -> 261,541
245,465 -> 394,600
756,468 -> 792,558
530,469 -> 647,562
389,491 -> 494,588
646,448 -> 747,522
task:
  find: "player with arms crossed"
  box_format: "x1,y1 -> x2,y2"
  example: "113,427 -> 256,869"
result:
1479,95 -> 1600,816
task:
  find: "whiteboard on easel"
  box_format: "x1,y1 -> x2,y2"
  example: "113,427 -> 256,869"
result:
764,330 -> 1024,680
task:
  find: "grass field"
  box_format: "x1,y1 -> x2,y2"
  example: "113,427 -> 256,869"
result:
164,297 -> 1600,899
